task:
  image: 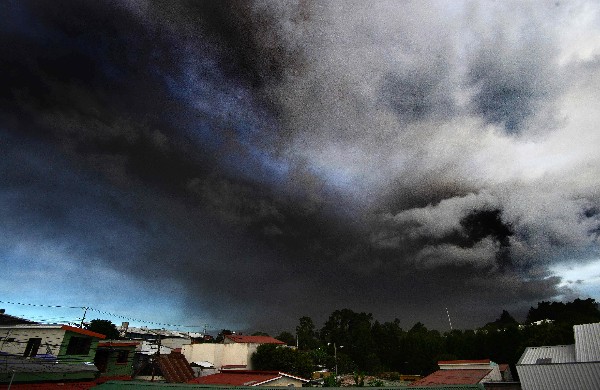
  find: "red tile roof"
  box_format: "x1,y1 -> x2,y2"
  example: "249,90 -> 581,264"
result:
188,370 -> 307,386
410,369 -> 492,386
438,359 -> 491,365
224,334 -> 285,344
61,325 -> 106,339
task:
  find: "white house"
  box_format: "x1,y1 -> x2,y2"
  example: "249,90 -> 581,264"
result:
0,324 -> 106,361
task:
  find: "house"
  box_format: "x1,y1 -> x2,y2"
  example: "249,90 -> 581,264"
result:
0,310 -> 36,325
516,322 -> 600,390
0,324 -> 106,384
94,340 -> 140,382
187,369 -> 309,387
182,334 -> 285,371
410,359 -> 508,387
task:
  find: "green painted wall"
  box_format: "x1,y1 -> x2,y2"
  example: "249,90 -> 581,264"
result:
57,330 -> 100,364
99,346 -> 137,377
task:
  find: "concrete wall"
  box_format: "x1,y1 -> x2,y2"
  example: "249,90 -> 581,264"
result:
182,343 -> 254,369
0,327 -> 65,357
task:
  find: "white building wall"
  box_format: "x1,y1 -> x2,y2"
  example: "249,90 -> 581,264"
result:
182,343 -> 252,369
517,362 -> 600,390
481,366 -> 502,382
0,327 -> 65,356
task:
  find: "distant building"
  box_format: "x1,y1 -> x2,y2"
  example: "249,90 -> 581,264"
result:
182,334 -> 285,371
516,322 -> 600,390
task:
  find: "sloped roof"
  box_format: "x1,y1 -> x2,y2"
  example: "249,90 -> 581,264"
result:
188,370 -> 308,386
410,369 -> 491,386
98,341 -> 139,348
0,324 -> 106,339
0,354 -> 98,374
0,312 -> 36,325
574,322 -> 600,362
224,334 -> 285,344
61,325 -> 107,339
517,344 -> 576,365
157,353 -> 195,383
438,359 -> 491,365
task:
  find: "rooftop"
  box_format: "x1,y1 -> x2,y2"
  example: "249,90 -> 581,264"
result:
438,359 -> 491,365
187,370 -> 307,386
0,324 -> 106,339
410,369 -> 492,386
517,344 -> 576,365
224,334 -> 285,344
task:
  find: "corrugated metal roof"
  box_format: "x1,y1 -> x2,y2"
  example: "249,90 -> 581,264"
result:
517,361 -> 600,390
0,354 -> 98,374
157,353 -> 195,383
517,344 -> 576,365
574,322 -> 600,362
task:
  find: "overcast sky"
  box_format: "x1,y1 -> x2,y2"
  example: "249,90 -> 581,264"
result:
1,0 -> 599,333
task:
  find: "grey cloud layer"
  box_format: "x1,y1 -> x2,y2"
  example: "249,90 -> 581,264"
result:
1,0 -> 599,331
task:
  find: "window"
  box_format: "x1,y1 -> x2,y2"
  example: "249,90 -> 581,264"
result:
536,357 -> 552,365
23,338 -> 42,357
65,336 -> 92,355
116,350 -> 129,364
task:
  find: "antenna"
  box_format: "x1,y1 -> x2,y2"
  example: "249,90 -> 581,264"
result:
446,307 -> 453,331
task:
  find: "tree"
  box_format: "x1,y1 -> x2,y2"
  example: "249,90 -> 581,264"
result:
86,319 -> 119,339
252,344 -> 314,378
215,329 -> 233,343
485,310 -> 519,330
296,316 -> 319,350
276,331 -> 296,346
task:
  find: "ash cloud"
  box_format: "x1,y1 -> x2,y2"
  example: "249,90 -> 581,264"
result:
1,0 -> 600,331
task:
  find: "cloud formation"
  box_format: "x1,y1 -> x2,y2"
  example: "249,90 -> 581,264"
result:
1,0 -> 599,331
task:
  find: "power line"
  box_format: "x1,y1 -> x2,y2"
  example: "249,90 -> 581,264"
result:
1,300 -> 209,329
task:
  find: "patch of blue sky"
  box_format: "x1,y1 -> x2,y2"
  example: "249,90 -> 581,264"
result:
552,259 -> 600,301
0,228 -> 196,330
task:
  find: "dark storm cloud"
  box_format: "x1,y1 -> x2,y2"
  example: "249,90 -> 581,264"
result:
2,0 -> 600,332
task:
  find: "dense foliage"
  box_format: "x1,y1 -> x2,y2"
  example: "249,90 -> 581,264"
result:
252,298 -> 600,378
86,319 -> 120,339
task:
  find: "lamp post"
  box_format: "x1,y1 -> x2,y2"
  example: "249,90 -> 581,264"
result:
328,342 -> 343,378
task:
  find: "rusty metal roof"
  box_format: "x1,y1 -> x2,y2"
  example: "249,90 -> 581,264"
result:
157,353 -> 195,383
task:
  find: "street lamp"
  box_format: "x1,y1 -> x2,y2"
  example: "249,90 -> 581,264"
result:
327,342 -> 343,378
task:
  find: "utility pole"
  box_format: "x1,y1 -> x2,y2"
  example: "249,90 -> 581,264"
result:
79,307 -> 88,328
151,330 -> 161,382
